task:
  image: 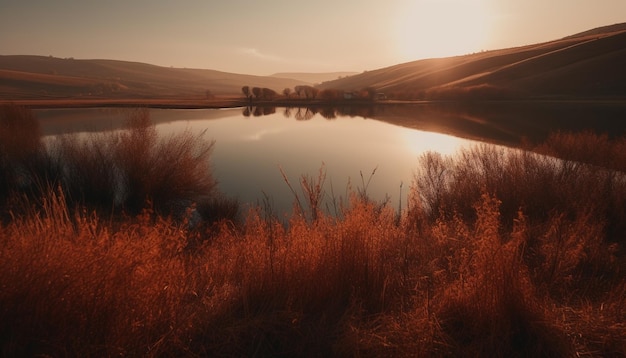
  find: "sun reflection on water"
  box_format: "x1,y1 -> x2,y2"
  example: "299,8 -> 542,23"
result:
402,128 -> 472,157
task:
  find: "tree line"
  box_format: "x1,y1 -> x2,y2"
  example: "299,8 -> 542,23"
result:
241,86 -> 277,101
242,85 -> 381,102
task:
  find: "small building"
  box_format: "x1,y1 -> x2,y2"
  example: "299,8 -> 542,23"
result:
343,92 -> 356,100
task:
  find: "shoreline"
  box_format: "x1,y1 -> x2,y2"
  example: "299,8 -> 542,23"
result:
2,96 -> 626,110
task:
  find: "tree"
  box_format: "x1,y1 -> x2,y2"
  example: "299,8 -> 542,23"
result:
319,89 -> 343,101
309,87 -> 319,99
294,85 -> 317,99
252,87 -> 262,99
294,85 -> 305,98
261,88 -> 277,100
282,87 -> 292,98
241,86 -> 250,99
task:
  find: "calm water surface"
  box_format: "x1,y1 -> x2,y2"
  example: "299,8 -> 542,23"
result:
37,107 -> 473,216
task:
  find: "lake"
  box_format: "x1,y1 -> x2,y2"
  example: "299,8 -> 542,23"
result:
36,106 -> 474,217
35,102 -> 626,217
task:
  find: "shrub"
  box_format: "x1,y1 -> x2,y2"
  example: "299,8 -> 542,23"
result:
45,109 -> 219,216
51,132 -> 121,210
415,140 -> 626,242
1,106 -> 229,227
0,104 -> 45,208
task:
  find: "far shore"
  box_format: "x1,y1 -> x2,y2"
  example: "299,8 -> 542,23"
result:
5,95 -> 625,151
0,97 -> 430,109
2,96 -> 626,110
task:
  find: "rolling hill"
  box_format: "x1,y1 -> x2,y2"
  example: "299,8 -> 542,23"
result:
0,56 -> 311,100
318,23 -> 626,99
2,23 -> 626,102
270,72 -> 358,85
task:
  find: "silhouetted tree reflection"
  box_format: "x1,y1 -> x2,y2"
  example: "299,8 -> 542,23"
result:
336,106 -> 376,118
319,107 -> 337,119
242,105 -> 376,120
253,106 -> 264,117
242,106 -> 277,117
294,107 -> 316,121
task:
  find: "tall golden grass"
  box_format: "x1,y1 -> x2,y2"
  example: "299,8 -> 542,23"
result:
0,105 -> 625,356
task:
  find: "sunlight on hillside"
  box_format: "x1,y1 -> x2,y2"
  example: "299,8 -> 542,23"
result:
395,0 -> 493,61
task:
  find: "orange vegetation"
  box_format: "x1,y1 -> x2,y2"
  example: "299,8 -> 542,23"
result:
1,106 -> 625,356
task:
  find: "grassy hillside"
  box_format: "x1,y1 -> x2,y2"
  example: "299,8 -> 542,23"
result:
563,22 -> 626,39
270,71 -> 358,84
3,23 -> 626,103
318,24 -> 626,99
0,55 -> 309,99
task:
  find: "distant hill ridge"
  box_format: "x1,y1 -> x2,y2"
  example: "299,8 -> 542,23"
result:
563,22 -> 626,40
0,56 -> 312,99
2,22 -> 625,101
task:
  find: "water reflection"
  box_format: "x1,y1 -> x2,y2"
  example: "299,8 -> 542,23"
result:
243,106 -> 276,117
237,102 -> 626,148
35,102 -> 626,218
154,107 -> 472,217
242,105 -> 379,121
371,101 -> 626,146
36,102 -> 626,146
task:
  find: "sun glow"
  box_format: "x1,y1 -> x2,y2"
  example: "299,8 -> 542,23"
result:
395,0 -> 493,62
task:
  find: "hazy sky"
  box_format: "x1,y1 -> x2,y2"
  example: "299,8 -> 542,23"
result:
1,0 -> 625,75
